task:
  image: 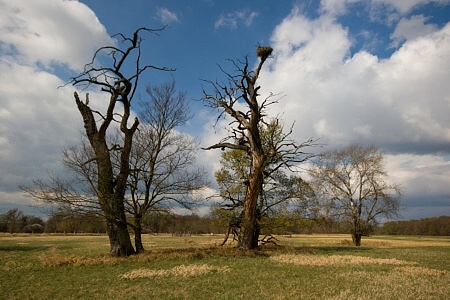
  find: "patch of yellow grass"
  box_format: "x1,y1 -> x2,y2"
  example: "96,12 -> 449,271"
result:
395,266 -> 449,276
39,246 -> 120,267
277,234 -> 450,248
119,264 -> 230,279
270,254 -> 415,266
39,254 -> 121,267
338,239 -> 393,247
326,266 -> 450,299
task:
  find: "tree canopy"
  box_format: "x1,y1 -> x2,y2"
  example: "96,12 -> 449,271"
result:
309,144 -> 402,246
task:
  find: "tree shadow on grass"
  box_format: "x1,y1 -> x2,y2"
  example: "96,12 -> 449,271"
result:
0,245 -> 51,252
142,245 -> 272,261
142,244 -> 371,262
312,246 -> 372,253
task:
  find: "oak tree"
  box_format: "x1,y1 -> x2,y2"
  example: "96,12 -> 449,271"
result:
309,144 -> 402,246
22,82 -> 206,253
68,27 -> 172,256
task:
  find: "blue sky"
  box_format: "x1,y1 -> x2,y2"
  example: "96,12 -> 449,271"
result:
1,0 -> 450,220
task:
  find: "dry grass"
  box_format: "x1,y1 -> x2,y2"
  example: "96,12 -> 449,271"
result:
39,253 -> 121,267
277,234 -> 450,248
36,244 -> 263,268
395,266 -> 449,276
270,252 -> 450,300
1,234 -> 449,299
120,264 -> 231,279
270,254 -> 415,266
328,267 -> 450,300
38,245 -> 121,267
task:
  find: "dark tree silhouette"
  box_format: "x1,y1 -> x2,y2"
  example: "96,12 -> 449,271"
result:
69,27 -> 172,256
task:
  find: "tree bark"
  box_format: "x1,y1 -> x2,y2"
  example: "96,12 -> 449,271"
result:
238,153 -> 265,249
75,92 -> 136,256
133,216 -> 145,253
107,217 -> 135,256
352,232 -> 362,246
203,47 -> 276,250
251,220 -> 261,248
352,216 -> 362,246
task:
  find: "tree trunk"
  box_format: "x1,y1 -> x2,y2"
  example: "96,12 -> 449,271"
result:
134,219 -> 145,254
107,218 -> 135,256
75,93 -> 136,256
238,154 -> 265,250
352,232 -> 362,246
251,221 -> 261,248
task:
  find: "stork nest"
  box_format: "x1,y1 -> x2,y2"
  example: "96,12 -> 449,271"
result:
256,46 -> 273,58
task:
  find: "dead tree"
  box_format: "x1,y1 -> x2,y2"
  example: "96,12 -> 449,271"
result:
202,47 -> 272,250
69,27 -> 172,256
203,47 -> 316,250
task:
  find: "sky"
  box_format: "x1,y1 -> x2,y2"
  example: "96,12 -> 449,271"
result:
0,0 -> 449,220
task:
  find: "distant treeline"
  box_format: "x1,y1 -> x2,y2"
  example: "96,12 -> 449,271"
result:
1,208 -> 449,236
0,209 -> 105,234
376,216 -> 450,236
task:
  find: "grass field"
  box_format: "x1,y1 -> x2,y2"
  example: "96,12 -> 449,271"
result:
0,234 -> 449,299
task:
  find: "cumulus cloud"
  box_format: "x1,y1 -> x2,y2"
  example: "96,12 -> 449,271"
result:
372,0 -> 450,15
215,9 -> 258,29
0,0 -> 112,71
250,6 -> 450,218
0,0 -> 112,213
386,154 -> 450,202
157,7 -> 179,24
390,15 -> 438,47
260,8 -> 450,153
319,0 -> 450,25
319,0 -> 361,16
385,153 -> 450,218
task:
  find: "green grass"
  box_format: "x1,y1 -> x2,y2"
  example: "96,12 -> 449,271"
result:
0,234 -> 449,299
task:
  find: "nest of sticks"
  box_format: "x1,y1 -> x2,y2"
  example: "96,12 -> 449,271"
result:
256,46 -> 273,59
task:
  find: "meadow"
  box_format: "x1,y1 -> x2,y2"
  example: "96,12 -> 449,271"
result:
0,233 -> 449,299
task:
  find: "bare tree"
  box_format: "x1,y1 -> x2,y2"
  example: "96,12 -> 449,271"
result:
22,82 -> 207,254
122,82 -> 208,253
68,27 -> 172,256
202,47 -> 315,249
309,144 -> 402,246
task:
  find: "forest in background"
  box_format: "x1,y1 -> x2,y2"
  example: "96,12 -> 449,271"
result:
1,208 -> 448,236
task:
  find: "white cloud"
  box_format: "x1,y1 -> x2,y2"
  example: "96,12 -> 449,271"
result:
157,7 -> 179,24
0,0 -> 112,71
385,154 -> 450,214
215,9 -> 258,29
390,15 -> 438,48
0,0 -> 113,213
261,9 -> 450,150
319,0 -> 450,26
250,7 -> 450,218
0,60 -> 81,170
319,0 -> 361,16
372,0 -> 450,15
